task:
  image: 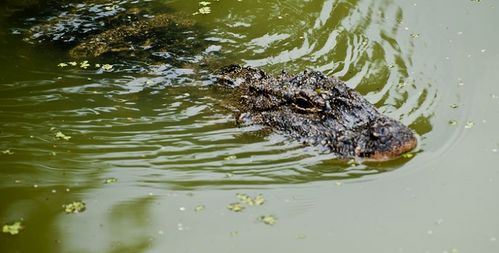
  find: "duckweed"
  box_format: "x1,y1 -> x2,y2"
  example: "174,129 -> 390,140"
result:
227,202 -> 245,212
2,221 -> 23,235
55,131 -> 71,140
101,64 -> 113,71
104,178 -> 118,184
401,153 -> 414,158
236,193 -> 265,206
259,215 -> 277,225
194,205 -> 205,212
63,201 -> 86,214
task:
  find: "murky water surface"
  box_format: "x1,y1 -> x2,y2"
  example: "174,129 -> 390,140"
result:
1,0 -> 498,252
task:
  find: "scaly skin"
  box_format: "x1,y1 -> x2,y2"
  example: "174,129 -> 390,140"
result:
69,14 -> 197,59
217,65 -> 417,161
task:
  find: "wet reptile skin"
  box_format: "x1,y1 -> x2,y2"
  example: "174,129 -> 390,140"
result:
217,65 -> 417,161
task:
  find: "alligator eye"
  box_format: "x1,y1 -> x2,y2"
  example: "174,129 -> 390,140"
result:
372,126 -> 389,138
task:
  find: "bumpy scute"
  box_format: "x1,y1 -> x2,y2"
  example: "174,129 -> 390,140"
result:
217,65 -> 417,161
69,14 -> 196,59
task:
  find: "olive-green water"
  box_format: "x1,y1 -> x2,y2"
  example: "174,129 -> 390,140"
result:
1,0 -> 498,252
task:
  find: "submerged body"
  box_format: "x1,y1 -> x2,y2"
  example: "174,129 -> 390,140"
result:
217,65 -> 417,161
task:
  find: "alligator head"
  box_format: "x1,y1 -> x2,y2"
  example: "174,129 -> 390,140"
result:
217,65 -> 417,161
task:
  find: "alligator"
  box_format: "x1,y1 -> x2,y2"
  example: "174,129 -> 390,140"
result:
8,2 -> 417,161
217,65 -> 417,161
13,0 -> 206,64
68,13 -> 199,59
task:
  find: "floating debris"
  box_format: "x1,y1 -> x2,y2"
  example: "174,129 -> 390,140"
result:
55,131 -> 71,140
193,1 -> 212,15
80,60 -> 90,69
464,121 -> 475,129
253,194 -> 265,206
450,104 -> 459,109
410,33 -> 420,38
448,120 -> 458,126
2,221 -> 23,235
259,215 -> 277,225
194,205 -> 205,212
227,202 -> 245,212
68,62 -> 77,66
57,63 -> 68,67
1,149 -> 14,155
347,159 -> 359,166
103,178 -> 118,184
236,193 -> 265,206
198,7 -> 211,14
296,234 -> 306,240
401,153 -> 414,159
224,155 -> 237,160
101,64 -> 113,71
63,201 -> 86,214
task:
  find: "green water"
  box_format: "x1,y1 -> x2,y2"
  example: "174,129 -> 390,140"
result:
1,0 -> 498,252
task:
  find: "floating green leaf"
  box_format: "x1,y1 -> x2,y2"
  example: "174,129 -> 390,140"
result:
464,121 -> 474,129
236,193 -> 265,206
55,131 -> 71,140
194,205 -> 205,212
104,178 -> 118,184
198,7 -> 211,14
227,202 -> 245,212
410,33 -> 420,38
401,153 -> 414,158
259,215 -> 277,225
2,221 -> 23,235
253,194 -> 265,206
236,193 -> 253,205
101,64 -> 113,70
80,60 -> 90,69
224,155 -> 237,160
63,201 -> 86,214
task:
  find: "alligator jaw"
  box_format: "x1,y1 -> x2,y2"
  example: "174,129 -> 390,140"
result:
367,136 -> 418,161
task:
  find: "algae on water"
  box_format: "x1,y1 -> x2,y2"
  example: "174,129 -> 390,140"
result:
63,201 -> 86,214
2,221 -> 23,235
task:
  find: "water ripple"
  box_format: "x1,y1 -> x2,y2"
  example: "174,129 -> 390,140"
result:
0,0 -> 437,189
